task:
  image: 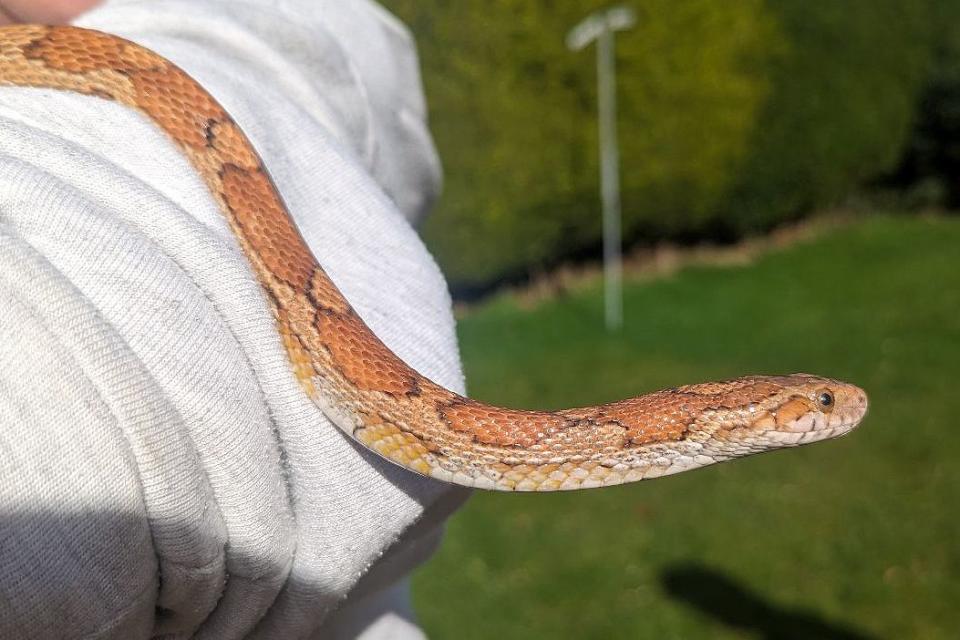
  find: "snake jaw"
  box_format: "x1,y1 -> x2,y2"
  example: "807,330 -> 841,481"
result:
751,377 -> 868,448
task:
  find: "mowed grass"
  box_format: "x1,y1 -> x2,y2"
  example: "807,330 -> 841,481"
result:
411,215 -> 959,639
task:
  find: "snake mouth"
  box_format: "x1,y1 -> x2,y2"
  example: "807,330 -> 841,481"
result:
766,383 -> 868,446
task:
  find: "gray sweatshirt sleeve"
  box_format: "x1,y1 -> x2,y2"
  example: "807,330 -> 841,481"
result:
0,1 -> 467,638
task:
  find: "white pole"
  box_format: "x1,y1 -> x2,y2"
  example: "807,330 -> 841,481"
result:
596,28 -> 623,330
567,6 -> 635,331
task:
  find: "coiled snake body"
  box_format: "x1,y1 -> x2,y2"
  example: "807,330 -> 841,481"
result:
0,26 -> 868,491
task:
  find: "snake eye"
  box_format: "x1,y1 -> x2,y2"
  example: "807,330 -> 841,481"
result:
817,390 -> 834,410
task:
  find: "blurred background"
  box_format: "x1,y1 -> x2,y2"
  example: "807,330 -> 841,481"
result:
380,1 -> 958,638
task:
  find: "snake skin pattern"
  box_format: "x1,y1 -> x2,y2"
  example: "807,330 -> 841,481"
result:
0,26 -> 869,490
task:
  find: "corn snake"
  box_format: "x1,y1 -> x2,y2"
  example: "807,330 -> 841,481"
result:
0,25 -> 869,491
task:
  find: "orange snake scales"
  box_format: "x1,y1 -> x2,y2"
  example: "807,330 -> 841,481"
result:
0,26 -> 868,491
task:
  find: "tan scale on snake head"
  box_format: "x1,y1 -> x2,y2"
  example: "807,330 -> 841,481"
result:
0,26 -> 869,491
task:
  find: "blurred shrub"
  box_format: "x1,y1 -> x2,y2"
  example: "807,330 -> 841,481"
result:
881,0 -> 960,208
382,1 -> 932,293
723,1 -> 932,231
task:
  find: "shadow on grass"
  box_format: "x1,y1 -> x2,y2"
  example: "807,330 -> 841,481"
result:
660,564 -> 879,640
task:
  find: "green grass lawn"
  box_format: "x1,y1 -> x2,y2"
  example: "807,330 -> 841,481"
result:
411,214 -> 959,639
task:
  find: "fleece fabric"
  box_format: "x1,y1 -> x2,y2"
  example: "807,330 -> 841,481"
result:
0,1 -> 469,638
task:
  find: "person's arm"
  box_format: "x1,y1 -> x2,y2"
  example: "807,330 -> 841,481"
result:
0,0 -> 103,25
0,1 -> 465,637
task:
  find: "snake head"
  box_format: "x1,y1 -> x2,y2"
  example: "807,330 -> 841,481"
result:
738,373 -> 869,447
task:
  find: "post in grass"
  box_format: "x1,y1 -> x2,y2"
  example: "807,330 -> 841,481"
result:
567,5 -> 636,331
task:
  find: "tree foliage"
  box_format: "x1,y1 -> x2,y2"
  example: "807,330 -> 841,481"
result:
883,0 -> 960,206
382,1 -> 933,292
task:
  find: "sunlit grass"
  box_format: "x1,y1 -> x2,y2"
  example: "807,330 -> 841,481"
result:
412,214 -> 959,639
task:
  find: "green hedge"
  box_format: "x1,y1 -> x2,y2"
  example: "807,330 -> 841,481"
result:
883,0 -> 960,206
382,1 -> 932,292
723,1 -> 932,230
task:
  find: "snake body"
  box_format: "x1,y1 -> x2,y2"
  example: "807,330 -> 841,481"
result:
0,26 -> 868,491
